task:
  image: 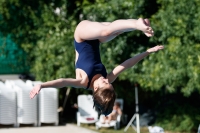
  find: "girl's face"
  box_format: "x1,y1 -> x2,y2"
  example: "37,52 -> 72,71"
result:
96,76 -> 113,90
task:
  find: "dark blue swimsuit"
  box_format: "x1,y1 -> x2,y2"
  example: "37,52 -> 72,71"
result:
74,39 -> 107,89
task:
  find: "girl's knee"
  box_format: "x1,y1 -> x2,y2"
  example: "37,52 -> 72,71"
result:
78,20 -> 90,27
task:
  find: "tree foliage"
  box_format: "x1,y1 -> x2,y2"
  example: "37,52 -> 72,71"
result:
137,0 -> 200,96
0,0 -> 79,80
0,0 -> 200,131
0,0 -> 199,104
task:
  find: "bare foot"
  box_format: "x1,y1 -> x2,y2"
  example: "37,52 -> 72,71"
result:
136,18 -> 154,37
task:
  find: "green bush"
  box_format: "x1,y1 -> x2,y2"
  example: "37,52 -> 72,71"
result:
155,102 -> 200,132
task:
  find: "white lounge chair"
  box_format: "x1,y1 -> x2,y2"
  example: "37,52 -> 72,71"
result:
5,79 -> 37,127
26,80 -> 59,126
76,94 -> 98,126
0,81 -> 17,127
95,98 -> 124,130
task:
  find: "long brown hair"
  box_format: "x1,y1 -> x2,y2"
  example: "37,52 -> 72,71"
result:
93,87 -> 116,115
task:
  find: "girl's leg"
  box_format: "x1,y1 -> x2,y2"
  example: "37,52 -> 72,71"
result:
97,22 -> 121,43
74,18 -> 153,42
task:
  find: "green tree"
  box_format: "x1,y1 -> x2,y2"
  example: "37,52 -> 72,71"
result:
136,0 -> 200,131
0,0 -> 79,80
136,0 -> 200,96
1,0 -> 200,131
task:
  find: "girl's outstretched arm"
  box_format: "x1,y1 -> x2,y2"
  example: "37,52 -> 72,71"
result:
107,45 -> 164,83
29,78 -> 84,99
74,18 -> 154,43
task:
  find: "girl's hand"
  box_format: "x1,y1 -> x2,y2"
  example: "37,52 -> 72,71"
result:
29,84 -> 42,99
147,45 -> 164,53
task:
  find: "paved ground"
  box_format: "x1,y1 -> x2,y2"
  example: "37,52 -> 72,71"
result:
0,124 -> 99,133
